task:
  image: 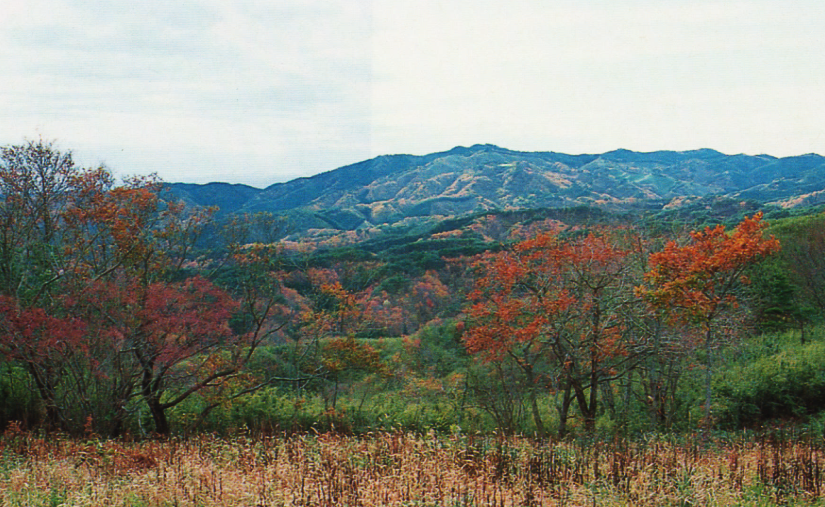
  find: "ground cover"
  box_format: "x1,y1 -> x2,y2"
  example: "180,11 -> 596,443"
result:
2,428 -> 824,506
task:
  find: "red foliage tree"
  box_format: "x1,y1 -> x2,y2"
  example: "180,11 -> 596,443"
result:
0,140 -> 264,435
0,296 -> 86,429
0,140 -> 111,430
79,276 -> 240,435
406,270 -> 452,330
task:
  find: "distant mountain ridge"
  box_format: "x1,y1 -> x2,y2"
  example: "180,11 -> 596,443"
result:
163,144 -> 825,235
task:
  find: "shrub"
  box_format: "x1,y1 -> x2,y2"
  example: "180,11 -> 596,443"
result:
716,337 -> 825,427
0,363 -> 41,429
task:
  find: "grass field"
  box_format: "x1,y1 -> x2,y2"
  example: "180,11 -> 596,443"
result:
2,425 -> 825,506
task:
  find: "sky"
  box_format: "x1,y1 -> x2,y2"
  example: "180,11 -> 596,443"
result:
2,0 -> 825,188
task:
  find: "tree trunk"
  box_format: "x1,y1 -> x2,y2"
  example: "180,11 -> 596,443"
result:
557,381 -> 573,437
148,396 -> 170,435
704,323 -> 713,435
524,366 -> 546,438
622,369 -> 632,436
584,354 -> 600,433
528,388 -> 545,439
585,385 -> 598,434
573,381 -> 597,434
110,417 -> 124,438
28,364 -> 63,432
139,358 -> 171,435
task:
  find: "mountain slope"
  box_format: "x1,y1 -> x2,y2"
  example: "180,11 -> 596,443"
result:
161,182 -> 261,217
163,144 -> 825,236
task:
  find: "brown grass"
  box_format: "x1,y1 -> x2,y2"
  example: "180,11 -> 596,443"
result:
1,425 -> 825,506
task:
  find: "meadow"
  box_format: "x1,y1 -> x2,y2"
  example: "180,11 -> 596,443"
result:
3,426 -> 825,507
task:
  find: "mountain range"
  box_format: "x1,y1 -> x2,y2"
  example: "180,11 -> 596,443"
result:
164,144 -> 825,239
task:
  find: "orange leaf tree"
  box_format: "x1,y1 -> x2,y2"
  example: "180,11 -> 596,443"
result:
464,229 -> 640,435
637,212 -> 780,428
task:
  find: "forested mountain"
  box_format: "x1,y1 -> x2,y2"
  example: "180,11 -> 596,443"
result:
164,144 -> 825,236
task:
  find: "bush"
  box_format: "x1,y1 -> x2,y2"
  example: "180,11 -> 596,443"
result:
0,363 -> 41,430
716,336 -> 825,428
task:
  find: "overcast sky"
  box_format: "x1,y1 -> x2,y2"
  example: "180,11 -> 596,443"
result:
2,1 -> 825,187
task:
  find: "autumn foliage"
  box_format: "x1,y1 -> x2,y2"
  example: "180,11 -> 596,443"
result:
0,141 -> 263,435
639,212 -> 781,322
462,215 -> 782,434
636,212 -> 780,427
464,229 -> 641,434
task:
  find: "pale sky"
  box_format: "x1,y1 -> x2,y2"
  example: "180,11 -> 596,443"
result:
2,1 -> 824,187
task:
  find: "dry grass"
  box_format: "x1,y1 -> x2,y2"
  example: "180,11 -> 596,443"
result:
2,425 -> 825,506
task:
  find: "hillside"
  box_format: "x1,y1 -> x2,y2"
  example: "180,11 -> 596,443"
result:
163,144 -> 825,237
6,139 -> 825,451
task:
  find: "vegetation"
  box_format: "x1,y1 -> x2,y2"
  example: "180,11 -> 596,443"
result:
5,428 -> 825,506
4,140 -> 825,504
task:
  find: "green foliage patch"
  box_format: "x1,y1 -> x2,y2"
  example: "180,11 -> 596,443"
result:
716,328 -> 825,428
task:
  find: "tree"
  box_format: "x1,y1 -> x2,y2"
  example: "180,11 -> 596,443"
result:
463,229 -> 640,435
0,139 -> 107,430
554,230 -> 640,433
320,336 -> 387,413
59,173 -> 184,435
212,235 -> 297,421
637,212 -> 780,428
0,140 -> 274,435
746,257 -> 815,341
0,139 -> 76,251
405,270 -> 452,330
757,213 -> 825,341
777,213 -> 825,314
75,190 -> 279,436
80,276 -> 240,435
463,234 -> 568,437
0,296 -> 86,429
